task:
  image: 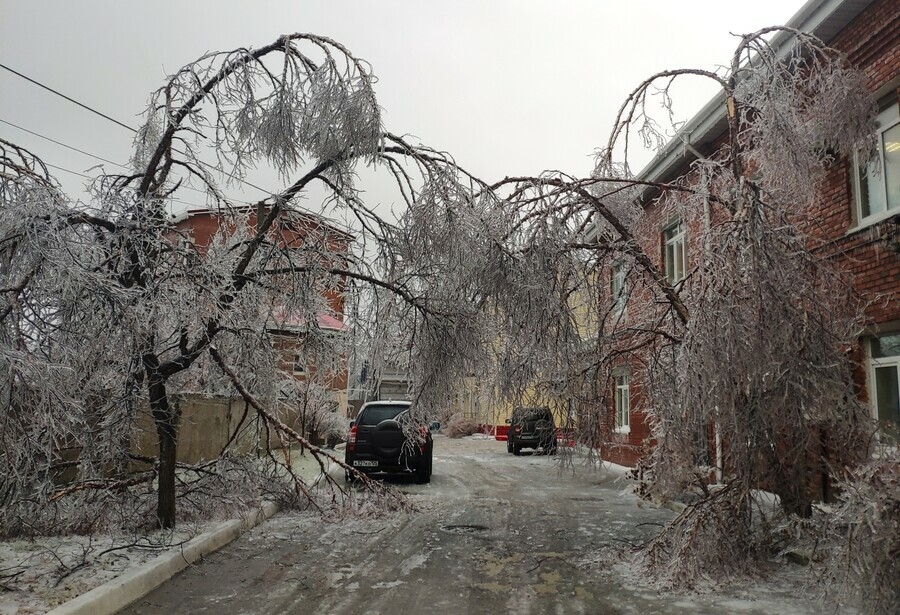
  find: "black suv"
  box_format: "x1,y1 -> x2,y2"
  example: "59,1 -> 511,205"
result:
345,401 -> 433,483
506,406 -> 557,455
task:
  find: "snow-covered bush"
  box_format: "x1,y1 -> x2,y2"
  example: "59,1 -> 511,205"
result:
443,414 -> 480,439
819,452 -> 900,615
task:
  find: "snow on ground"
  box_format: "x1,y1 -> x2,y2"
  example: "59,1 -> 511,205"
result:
2,438 -> 843,614
0,526 -> 201,614
117,436 -> 839,615
461,433 -> 496,440
0,450 -> 329,615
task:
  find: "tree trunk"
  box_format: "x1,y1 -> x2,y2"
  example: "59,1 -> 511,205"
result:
148,375 -> 179,528
771,431 -> 814,519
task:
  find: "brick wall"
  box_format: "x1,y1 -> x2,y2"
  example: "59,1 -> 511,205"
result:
595,0 -> 900,468
807,0 -> 900,327
175,207 -> 350,317
172,207 -> 351,414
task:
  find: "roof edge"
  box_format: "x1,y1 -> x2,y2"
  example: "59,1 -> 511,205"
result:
634,0 -> 875,186
170,204 -> 356,240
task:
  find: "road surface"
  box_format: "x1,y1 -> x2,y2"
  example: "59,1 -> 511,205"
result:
121,436 -> 820,614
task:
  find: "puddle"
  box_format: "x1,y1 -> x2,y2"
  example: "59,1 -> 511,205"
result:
441,524 -> 489,534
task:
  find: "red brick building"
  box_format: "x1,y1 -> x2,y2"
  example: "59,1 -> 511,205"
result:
171,205 -> 353,413
596,0 -> 899,469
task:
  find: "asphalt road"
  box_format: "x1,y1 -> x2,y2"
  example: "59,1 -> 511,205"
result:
120,436 -> 821,615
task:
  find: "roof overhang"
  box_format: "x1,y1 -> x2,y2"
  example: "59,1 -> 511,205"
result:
635,0 -> 876,190
170,204 -> 356,241
269,309 -> 348,333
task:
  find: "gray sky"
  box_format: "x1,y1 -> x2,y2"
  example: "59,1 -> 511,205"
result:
0,0 -> 797,218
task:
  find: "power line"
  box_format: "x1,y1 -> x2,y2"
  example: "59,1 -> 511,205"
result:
0,63 -> 137,133
0,118 -> 121,167
0,62 -> 272,198
44,161 -> 205,211
0,63 -> 360,235
0,116 -> 248,204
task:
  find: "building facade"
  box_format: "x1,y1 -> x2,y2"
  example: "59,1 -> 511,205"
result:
594,0 -> 899,469
171,205 -> 352,417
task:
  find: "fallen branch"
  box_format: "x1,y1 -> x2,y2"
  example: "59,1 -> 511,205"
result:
208,345 -> 411,512
49,472 -> 156,502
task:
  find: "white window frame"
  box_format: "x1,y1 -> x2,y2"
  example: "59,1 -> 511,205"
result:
178,233 -> 196,266
292,355 -> 306,376
852,98 -> 900,230
614,374 -> 630,434
663,221 -> 687,284
867,336 -> 900,444
611,260 -> 627,315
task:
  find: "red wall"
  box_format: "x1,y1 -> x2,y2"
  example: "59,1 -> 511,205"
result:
597,0 -> 900,468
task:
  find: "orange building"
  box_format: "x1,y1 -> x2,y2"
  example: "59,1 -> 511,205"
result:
171,205 -> 353,415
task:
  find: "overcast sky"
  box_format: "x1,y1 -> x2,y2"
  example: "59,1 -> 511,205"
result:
1,0 -> 799,219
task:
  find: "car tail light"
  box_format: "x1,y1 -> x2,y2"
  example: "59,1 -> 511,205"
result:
418,426 -> 428,453
348,424 -> 357,452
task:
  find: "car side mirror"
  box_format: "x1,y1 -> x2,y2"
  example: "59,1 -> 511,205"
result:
505,418 -> 511,424
349,420 -> 355,428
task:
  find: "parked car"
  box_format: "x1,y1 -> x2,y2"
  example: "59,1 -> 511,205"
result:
506,406 -> 557,455
345,401 -> 433,483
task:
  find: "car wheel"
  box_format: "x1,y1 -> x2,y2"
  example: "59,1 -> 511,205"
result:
416,447 -> 433,484
513,445 -> 521,456
507,438 -> 513,453
549,445 -> 558,456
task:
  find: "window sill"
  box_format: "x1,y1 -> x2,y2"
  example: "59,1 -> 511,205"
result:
614,426 -> 631,435
846,209 -> 900,237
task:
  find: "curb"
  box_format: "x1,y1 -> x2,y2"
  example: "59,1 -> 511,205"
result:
46,501 -> 280,615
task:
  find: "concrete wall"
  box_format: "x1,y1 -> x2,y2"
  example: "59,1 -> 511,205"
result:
134,393 -> 345,465
134,395 -> 260,464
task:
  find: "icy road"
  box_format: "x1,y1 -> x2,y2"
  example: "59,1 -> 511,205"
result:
121,436 -> 824,614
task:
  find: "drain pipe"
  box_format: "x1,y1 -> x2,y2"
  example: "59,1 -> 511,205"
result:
685,132 -> 723,483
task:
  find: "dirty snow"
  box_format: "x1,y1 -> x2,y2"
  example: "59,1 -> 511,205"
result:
0,450 -> 327,614
113,437 -> 840,615
0,526 -> 201,614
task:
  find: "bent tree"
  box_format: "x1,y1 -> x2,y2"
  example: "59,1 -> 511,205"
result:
476,27 -> 878,590
0,35 -> 483,532
365,28 -> 881,596
600,28 -> 877,588
0,25 -> 888,608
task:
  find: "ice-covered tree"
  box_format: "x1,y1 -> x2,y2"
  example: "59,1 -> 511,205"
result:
0,26 -> 887,610
486,27 -> 879,592
0,35 -> 479,532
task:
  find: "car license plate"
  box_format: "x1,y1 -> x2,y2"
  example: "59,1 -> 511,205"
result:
354,460 -> 377,467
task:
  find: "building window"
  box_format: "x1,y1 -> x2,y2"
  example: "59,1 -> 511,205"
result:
614,374 -> 630,433
854,99 -> 900,226
292,355 -> 306,376
869,333 -> 900,442
611,260 -> 627,314
177,234 -> 196,266
663,221 -> 687,284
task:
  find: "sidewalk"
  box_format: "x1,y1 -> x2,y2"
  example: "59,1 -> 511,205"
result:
0,450 -> 333,615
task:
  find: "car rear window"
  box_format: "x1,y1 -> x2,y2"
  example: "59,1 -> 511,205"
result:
514,408 -> 552,422
358,404 -> 407,425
